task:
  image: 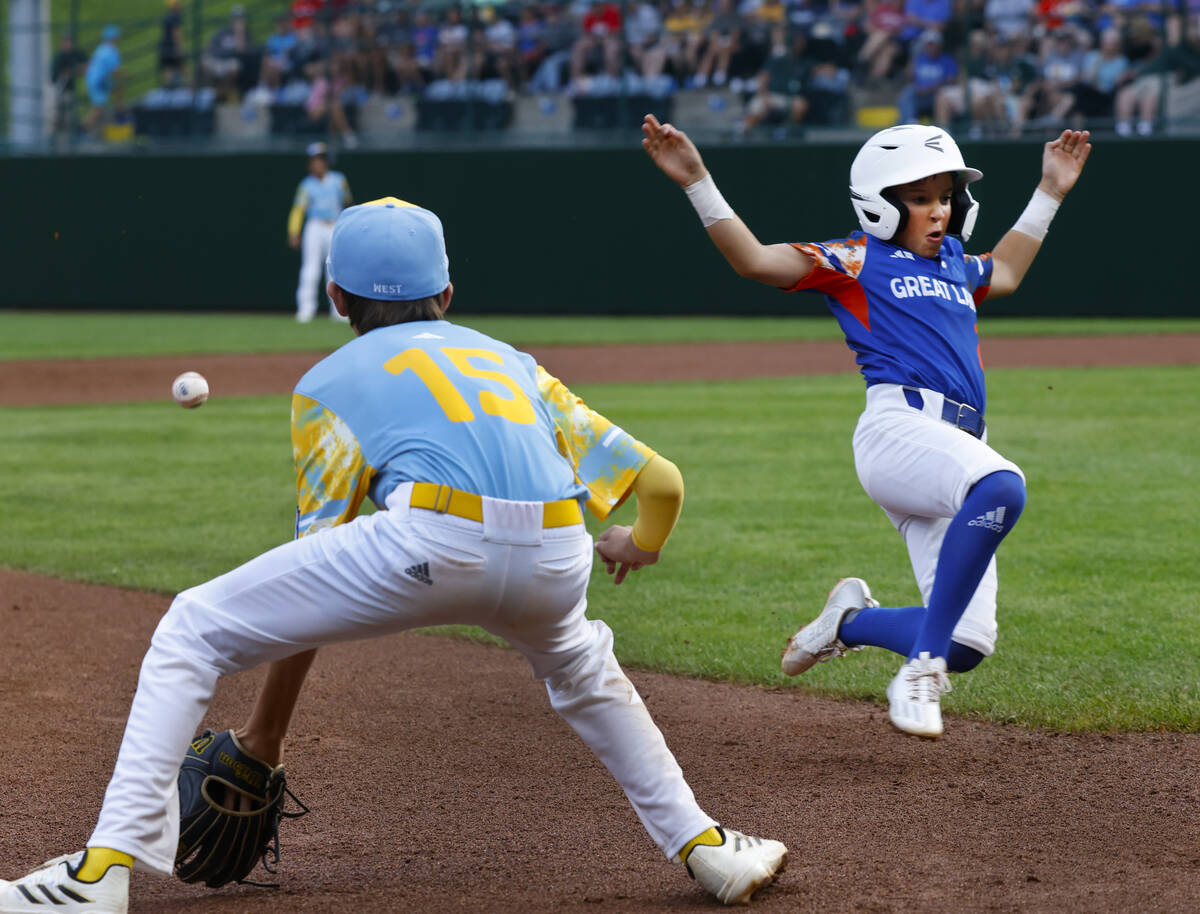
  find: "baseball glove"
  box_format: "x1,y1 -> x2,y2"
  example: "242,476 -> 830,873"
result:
174,728 -> 308,888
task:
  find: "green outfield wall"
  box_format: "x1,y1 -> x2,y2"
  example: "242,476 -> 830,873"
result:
3,138 -> 1195,316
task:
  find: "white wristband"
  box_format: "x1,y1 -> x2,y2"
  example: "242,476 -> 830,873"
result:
683,173 -> 735,228
1012,188 -> 1061,242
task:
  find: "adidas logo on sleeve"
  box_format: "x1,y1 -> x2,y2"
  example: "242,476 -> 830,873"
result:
967,507 -> 1006,533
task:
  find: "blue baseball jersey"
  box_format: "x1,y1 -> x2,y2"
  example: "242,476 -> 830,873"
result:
294,171 -> 351,222
86,43 -> 121,91
292,320 -> 655,536
787,231 -> 994,411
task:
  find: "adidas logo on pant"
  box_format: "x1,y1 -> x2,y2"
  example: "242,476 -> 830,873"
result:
967,506 -> 1006,533
404,562 -> 433,585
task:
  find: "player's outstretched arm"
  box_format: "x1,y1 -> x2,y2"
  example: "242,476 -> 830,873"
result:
987,129 -> 1092,299
641,114 -> 813,289
595,455 -> 683,584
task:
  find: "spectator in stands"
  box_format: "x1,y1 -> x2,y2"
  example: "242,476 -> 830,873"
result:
626,0 -> 669,79
516,6 -> 547,83
410,8 -> 440,82
1114,15 -> 1200,134
50,31 -> 87,136
261,15 -> 298,91
203,5 -> 255,102
436,6 -> 471,82
662,0 -> 711,85
528,3 -> 578,91
693,0 -> 742,87
1035,0 -> 1094,35
305,57 -> 358,146
83,25 -> 123,135
381,7 -> 427,94
474,4 -> 522,88
1052,26 -> 1130,122
292,0 -> 324,32
983,0 -> 1036,40
898,28 -> 957,121
858,0 -> 907,82
742,25 -> 810,129
737,0 -> 789,86
1014,26 -> 1085,129
159,0 -> 185,88
898,0 -> 953,47
804,19 -> 854,121
935,28 -> 1002,130
571,0 -> 624,81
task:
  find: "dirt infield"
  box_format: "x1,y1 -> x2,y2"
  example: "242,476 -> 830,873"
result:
3,333 -> 1199,405
2,335 -> 1200,913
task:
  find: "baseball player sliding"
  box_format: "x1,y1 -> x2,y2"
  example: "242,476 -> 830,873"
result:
642,117 -> 1091,738
0,198 -> 787,913
288,141 -> 352,323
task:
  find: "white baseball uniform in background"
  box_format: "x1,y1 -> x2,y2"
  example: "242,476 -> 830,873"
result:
292,169 -> 351,322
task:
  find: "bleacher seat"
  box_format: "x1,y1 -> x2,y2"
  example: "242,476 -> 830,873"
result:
134,87 -> 216,138
416,79 -> 513,132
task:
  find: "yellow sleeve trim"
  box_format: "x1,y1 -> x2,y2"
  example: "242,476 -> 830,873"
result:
288,205 -> 305,237
629,456 -> 684,552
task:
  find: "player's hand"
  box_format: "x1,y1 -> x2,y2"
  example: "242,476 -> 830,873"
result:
1038,129 -> 1091,201
595,525 -> 660,585
288,234 -> 300,249
642,114 -> 708,187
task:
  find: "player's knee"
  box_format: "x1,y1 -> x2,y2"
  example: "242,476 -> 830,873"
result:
972,470 -> 1026,523
947,641 -> 985,673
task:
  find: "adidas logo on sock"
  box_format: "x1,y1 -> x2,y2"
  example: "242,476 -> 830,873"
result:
404,562 -> 433,585
967,506 -> 1006,533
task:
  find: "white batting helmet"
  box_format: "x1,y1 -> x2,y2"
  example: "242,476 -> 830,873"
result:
849,125 -> 983,242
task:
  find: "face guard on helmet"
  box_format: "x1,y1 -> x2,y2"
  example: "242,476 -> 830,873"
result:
848,124 -> 983,242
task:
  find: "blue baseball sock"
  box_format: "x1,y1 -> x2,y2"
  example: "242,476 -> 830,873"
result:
839,609 -> 986,672
908,470 -> 1025,661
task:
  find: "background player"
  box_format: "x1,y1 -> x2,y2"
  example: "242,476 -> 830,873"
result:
288,142 -> 352,323
0,199 -> 786,914
641,117 -> 1090,738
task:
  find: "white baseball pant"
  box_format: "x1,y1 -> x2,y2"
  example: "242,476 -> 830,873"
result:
851,383 -> 1026,656
295,219 -> 345,322
88,482 -> 715,874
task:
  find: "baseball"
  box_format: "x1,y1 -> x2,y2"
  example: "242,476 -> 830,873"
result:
172,371 -> 210,408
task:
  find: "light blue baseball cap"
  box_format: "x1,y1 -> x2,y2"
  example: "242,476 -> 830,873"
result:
102,24 -> 121,40
327,198 -> 451,301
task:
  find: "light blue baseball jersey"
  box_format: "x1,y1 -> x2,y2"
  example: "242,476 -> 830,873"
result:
292,320 -> 655,537
86,43 -> 121,91
294,171 -> 351,222
787,231 -> 994,412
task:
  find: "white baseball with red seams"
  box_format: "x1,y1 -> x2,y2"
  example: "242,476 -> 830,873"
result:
171,372 -> 209,409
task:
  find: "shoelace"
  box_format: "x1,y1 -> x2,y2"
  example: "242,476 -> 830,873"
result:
903,664 -> 952,703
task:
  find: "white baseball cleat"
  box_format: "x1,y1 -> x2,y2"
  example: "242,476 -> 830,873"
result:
681,827 -> 788,905
886,651 -> 952,738
781,577 -> 877,676
0,851 -> 128,914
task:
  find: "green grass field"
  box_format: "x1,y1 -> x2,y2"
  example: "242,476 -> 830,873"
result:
1,313 -> 1197,733
2,310 -> 1199,360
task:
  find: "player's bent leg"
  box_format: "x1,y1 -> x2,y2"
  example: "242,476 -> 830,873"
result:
536,619 -> 717,856
530,621 -> 787,903
908,470 -> 1025,662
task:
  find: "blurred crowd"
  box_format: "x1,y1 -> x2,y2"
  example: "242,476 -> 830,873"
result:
52,0 -> 1200,141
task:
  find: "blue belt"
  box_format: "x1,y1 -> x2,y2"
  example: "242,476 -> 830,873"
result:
902,387 -> 986,439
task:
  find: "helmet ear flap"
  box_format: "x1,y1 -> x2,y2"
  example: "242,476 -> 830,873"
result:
881,189 -> 909,240
947,182 -> 979,241
850,187 -> 903,240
